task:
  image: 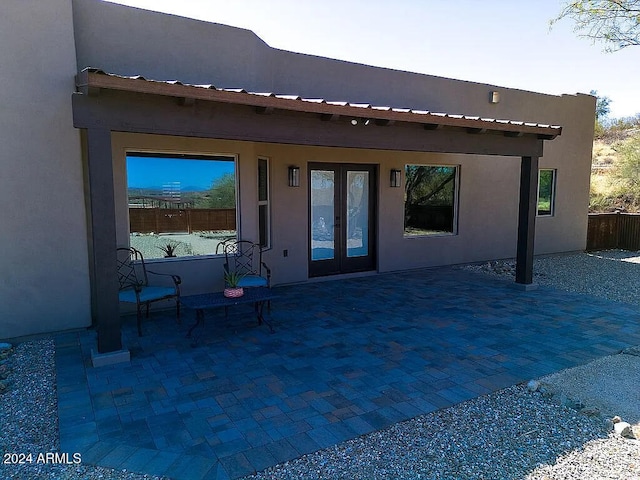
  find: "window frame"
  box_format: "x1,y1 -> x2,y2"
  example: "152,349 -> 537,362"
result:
257,156 -> 271,249
125,151 -> 239,260
403,164 -> 460,238
537,168 -> 557,217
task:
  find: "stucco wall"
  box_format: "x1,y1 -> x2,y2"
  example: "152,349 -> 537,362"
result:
109,133 -> 556,288
0,0 -> 90,338
72,0 -> 594,262
70,0 -> 595,290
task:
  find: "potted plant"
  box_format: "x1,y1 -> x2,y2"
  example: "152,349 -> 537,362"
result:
158,241 -> 180,258
223,271 -> 245,298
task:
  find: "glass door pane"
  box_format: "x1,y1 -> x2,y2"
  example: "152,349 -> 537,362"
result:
311,170 -> 335,261
346,171 -> 369,258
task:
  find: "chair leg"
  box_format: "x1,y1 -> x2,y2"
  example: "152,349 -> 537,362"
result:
136,304 -> 143,337
176,299 -> 181,324
146,302 -> 150,318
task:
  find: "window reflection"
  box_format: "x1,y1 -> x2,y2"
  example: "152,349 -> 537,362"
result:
404,165 -> 458,236
126,153 -> 237,259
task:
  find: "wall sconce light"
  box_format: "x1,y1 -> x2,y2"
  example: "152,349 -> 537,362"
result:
390,169 -> 402,188
288,166 -> 300,187
490,91 -> 500,104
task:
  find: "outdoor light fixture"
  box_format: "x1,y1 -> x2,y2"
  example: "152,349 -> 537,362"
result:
351,119 -> 358,126
390,169 -> 402,188
288,166 -> 300,187
490,91 -> 500,104
363,119 -> 371,126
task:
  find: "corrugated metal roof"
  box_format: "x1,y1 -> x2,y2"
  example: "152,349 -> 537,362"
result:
75,68 -> 562,139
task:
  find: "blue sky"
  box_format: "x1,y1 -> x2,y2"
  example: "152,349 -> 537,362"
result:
107,0 -> 639,119
127,156 -> 234,190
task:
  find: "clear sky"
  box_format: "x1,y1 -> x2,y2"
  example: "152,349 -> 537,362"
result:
127,155 -> 234,190
106,0 -> 639,119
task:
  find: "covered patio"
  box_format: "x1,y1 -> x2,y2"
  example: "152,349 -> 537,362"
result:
55,266 -> 640,479
74,68 -> 562,357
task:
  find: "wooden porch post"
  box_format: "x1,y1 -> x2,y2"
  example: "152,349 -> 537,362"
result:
515,156 -> 539,285
85,128 -> 122,353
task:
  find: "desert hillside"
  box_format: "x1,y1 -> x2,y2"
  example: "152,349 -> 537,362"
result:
590,122 -> 640,212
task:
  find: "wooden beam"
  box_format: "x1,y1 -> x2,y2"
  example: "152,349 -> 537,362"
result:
515,155 -> 539,285
84,128 -> 123,353
76,70 -> 562,139
177,97 -> 195,106
320,113 -> 340,122
255,106 -> 274,115
72,92 -> 546,157
537,133 -> 557,140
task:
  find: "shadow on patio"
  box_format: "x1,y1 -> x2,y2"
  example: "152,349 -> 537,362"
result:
55,266 -> 640,480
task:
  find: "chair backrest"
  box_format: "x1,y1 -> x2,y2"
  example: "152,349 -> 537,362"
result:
117,247 -> 148,290
222,240 -> 263,276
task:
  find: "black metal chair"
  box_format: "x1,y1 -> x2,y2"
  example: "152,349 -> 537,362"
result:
221,240 -> 271,290
117,247 -> 182,336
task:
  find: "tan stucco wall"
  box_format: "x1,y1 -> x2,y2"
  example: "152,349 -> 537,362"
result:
110,133 -> 579,289
72,0 -> 595,262
0,0 -> 90,338
87,0 -> 594,291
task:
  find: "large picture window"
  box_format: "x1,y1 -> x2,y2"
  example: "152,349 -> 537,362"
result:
126,153 -> 237,259
537,169 -> 556,216
404,165 -> 458,236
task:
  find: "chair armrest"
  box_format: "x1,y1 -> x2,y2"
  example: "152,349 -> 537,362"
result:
147,270 -> 182,287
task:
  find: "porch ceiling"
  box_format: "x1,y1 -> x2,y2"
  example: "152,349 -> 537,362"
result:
75,68 -> 562,141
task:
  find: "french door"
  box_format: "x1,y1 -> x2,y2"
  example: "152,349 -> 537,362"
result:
309,163 -> 376,277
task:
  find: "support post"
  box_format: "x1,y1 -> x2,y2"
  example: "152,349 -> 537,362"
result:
84,128 -> 123,354
515,156 -> 539,285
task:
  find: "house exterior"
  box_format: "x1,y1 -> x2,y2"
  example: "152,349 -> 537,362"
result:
1,0 -> 595,350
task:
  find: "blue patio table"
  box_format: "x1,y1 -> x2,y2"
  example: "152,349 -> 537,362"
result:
182,287 -> 277,343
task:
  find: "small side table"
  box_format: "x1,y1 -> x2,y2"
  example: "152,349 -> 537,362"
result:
182,287 -> 277,343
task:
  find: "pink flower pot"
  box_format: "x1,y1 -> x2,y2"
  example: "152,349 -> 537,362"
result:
223,287 -> 244,298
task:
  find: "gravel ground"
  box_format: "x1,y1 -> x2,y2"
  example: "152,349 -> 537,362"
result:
0,341 -> 168,480
2,250 -> 640,479
129,232 -> 233,259
463,249 -> 640,306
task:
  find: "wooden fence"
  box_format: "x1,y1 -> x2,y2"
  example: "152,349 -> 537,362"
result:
129,208 -> 236,234
587,213 -> 640,251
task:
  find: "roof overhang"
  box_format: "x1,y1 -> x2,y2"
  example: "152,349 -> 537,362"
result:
75,68 -> 562,141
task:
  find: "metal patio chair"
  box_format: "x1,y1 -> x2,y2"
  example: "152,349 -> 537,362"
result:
221,240 -> 271,290
117,247 -> 181,336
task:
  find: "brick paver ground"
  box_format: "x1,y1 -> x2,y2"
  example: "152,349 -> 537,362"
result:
56,267 -> 640,479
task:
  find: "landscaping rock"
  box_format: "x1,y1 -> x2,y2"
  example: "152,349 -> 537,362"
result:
527,380 -> 540,392
614,421 -> 635,438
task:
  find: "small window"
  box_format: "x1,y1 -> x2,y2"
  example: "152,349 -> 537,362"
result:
126,153 -> 237,259
537,169 -> 556,216
404,165 -> 458,236
258,157 -> 271,248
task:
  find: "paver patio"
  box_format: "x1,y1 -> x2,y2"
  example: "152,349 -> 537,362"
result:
56,266 -> 640,479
